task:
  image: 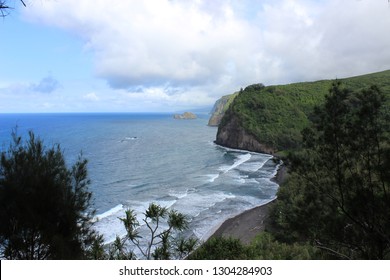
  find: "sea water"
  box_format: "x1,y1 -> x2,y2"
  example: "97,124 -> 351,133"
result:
0,113 -> 279,244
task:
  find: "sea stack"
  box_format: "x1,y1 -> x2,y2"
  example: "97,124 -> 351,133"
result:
173,112 -> 197,119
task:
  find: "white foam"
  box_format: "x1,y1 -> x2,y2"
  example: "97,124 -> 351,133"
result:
93,204 -> 123,222
246,178 -> 260,184
156,199 -> 177,209
234,177 -> 246,184
215,143 -> 273,157
207,174 -> 220,182
173,191 -> 236,218
238,158 -> 269,172
219,153 -> 252,173
93,206 -> 127,244
119,136 -> 138,143
169,188 -> 191,199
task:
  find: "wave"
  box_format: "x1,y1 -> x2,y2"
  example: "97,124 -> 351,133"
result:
92,204 -> 127,244
169,188 -> 196,199
237,157 -> 270,172
214,143 -> 273,157
93,204 -> 123,222
156,199 -> 177,209
173,191 -> 236,218
119,136 -> 138,143
219,153 -> 252,173
207,174 -> 220,182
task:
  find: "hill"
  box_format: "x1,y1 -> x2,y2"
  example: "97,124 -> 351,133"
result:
215,70 -> 390,154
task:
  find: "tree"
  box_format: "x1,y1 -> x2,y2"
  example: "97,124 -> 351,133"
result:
272,82 -> 390,259
111,203 -> 197,260
0,131 -> 98,259
0,0 -> 25,17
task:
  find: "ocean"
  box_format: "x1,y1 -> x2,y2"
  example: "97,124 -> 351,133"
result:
0,113 -> 279,244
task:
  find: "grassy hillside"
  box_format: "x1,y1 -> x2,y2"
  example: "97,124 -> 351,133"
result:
221,70 -> 390,152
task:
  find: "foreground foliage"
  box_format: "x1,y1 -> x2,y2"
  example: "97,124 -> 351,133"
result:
0,132 -> 98,259
189,233 -> 321,260
272,82 -> 390,259
90,203 -> 197,260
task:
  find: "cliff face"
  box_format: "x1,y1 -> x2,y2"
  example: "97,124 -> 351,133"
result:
208,94 -> 237,126
215,114 -> 276,154
214,70 -> 390,155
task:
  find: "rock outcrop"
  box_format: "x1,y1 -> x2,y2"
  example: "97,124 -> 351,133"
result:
215,114 -> 276,154
173,112 -> 197,119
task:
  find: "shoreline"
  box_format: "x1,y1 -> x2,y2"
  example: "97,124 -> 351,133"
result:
208,199 -> 276,244
205,161 -> 286,245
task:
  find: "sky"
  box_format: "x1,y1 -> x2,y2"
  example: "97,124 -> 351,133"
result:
1,0 -> 390,113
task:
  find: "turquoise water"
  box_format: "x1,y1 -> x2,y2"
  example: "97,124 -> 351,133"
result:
0,113 -> 279,243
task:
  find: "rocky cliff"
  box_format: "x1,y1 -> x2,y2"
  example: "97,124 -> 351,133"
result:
215,114 -> 276,154
214,70 -> 390,155
208,93 -> 237,126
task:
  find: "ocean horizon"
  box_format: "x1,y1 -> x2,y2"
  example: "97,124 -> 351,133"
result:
0,113 -> 279,245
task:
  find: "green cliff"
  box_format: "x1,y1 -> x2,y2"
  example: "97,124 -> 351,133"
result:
215,70 -> 390,154
208,93 -> 238,126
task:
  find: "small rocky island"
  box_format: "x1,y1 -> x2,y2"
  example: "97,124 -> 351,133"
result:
173,112 -> 197,119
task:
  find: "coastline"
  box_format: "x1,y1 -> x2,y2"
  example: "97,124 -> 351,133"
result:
206,162 -> 286,245
208,199 -> 276,244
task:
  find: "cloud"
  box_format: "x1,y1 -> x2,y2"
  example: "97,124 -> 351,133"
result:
23,0 -> 390,108
0,75 -> 61,95
83,92 -> 100,101
30,76 -> 61,94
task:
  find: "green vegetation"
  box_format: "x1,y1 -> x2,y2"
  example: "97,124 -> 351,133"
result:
208,92 -> 239,126
0,131 -> 99,259
119,203 -> 196,260
90,203 -> 197,260
271,82 -> 390,259
205,70 -> 390,259
189,233 -> 321,260
221,70 -> 390,152
189,236 -> 251,260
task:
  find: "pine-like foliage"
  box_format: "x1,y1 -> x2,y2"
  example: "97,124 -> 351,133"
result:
273,82 -> 390,259
0,131 -> 98,259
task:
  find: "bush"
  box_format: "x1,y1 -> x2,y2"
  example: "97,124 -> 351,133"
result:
188,236 -> 252,260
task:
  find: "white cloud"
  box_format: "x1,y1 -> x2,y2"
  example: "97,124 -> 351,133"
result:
83,92 -> 100,101
22,0 -> 390,110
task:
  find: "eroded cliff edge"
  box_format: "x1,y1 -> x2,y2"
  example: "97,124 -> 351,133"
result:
215,114 -> 276,154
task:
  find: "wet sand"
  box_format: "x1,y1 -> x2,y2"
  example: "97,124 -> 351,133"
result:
209,199 -> 275,244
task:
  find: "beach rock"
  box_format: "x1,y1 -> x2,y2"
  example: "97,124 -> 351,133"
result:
173,112 -> 197,119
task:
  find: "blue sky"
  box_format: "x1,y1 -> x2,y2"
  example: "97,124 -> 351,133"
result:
1,0 -> 390,113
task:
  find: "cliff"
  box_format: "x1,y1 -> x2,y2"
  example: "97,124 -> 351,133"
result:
215,114 -> 276,154
173,112 -> 197,119
208,93 -> 238,126
215,70 -> 390,154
